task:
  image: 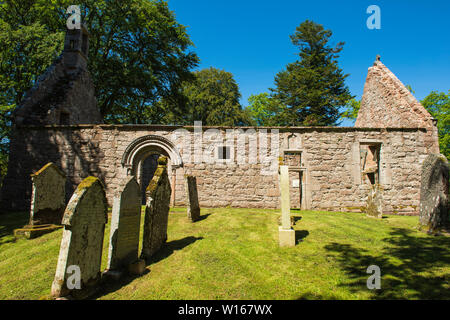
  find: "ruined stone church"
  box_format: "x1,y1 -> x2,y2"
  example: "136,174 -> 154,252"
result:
0,27 -> 440,215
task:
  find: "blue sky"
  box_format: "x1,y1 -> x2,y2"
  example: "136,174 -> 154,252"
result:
167,0 -> 450,126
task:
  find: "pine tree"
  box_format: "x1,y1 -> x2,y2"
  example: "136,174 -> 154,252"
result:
271,20 -> 353,126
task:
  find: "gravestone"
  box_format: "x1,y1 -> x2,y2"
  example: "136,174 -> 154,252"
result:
366,184 -> 383,219
14,163 -> 66,239
278,165 -> 295,247
51,177 -> 108,299
29,163 -> 66,225
141,156 -> 172,260
185,175 -> 200,222
107,176 -> 144,274
419,154 -> 450,234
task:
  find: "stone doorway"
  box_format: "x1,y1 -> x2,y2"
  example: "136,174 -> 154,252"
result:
290,170 -> 304,210
121,135 -> 183,206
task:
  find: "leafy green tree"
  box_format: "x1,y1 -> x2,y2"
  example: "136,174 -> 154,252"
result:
0,0 -> 199,180
271,20 -> 353,126
180,67 -> 249,126
421,90 -> 450,161
340,98 -> 361,122
0,0 -> 199,124
246,93 -> 285,126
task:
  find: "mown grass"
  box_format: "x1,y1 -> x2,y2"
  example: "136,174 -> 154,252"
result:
0,208 -> 449,300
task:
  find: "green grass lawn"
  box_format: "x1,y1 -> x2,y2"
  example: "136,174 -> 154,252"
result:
0,207 -> 449,300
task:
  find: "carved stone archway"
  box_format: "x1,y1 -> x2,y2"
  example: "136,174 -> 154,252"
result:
122,135 -> 183,206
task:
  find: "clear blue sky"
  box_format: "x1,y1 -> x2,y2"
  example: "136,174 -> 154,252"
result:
167,0 -> 450,125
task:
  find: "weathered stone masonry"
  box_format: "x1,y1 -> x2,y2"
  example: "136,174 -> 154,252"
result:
1,124 -> 435,215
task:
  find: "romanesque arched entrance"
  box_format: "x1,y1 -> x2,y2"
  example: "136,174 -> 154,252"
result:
122,135 -> 183,205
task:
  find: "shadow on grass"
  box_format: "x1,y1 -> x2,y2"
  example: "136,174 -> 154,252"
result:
0,211 -> 29,244
148,236 -> 204,265
295,230 -> 309,244
92,236 -> 203,299
196,214 -> 211,222
323,228 -> 450,300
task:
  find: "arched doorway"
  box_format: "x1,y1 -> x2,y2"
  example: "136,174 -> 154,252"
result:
122,135 -> 183,205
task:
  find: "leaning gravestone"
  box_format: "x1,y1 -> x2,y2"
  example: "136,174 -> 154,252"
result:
419,154 -> 450,234
107,176 -> 145,275
185,175 -> 200,222
366,184 -> 384,219
51,177 -> 108,299
14,163 -> 66,239
141,156 -> 172,260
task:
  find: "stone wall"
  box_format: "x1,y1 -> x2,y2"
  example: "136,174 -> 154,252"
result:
0,125 -> 436,215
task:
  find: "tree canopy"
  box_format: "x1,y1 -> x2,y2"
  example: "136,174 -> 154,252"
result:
421,90 -> 450,161
246,93 -> 285,126
0,0 -> 199,124
270,20 -> 353,126
179,67 -> 249,126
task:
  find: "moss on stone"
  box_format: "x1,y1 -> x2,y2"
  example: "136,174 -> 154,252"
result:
76,176 -> 100,193
31,162 -> 66,178
146,157 -> 168,193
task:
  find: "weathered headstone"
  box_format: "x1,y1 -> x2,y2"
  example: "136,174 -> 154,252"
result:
14,163 -> 66,239
141,156 -> 172,260
366,184 -> 383,219
185,175 -> 200,222
107,176 -> 144,274
51,177 -> 108,299
278,165 -> 295,247
419,154 -> 450,234
29,163 -> 66,225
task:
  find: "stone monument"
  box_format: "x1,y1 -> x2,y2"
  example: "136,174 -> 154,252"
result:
51,177 -> 108,299
278,165 -> 295,247
141,156 -> 172,260
14,163 -> 65,239
366,184 -> 384,219
185,175 -> 200,222
419,154 -> 449,234
107,176 -> 145,276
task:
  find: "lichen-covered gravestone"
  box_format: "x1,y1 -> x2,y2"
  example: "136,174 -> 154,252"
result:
185,175 -> 200,222
366,184 -> 384,219
107,176 -> 145,275
141,156 -> 172,260
29,162 -> 66,225
419,154 -> 449,234
51,177 -> 108,299
14,163 -> 66,239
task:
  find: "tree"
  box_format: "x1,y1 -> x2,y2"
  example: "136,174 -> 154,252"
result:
271,20 -> 353,126
180,67 -> 249,126
340,98 -> 361,122
246,93 -> 285,126
0,0 -> 199,180
0,0 -> 199,124
421,90 -> 450,161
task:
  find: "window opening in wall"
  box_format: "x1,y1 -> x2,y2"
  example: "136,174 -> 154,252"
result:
218,146 -> 231,160
361,144 -> 381,185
